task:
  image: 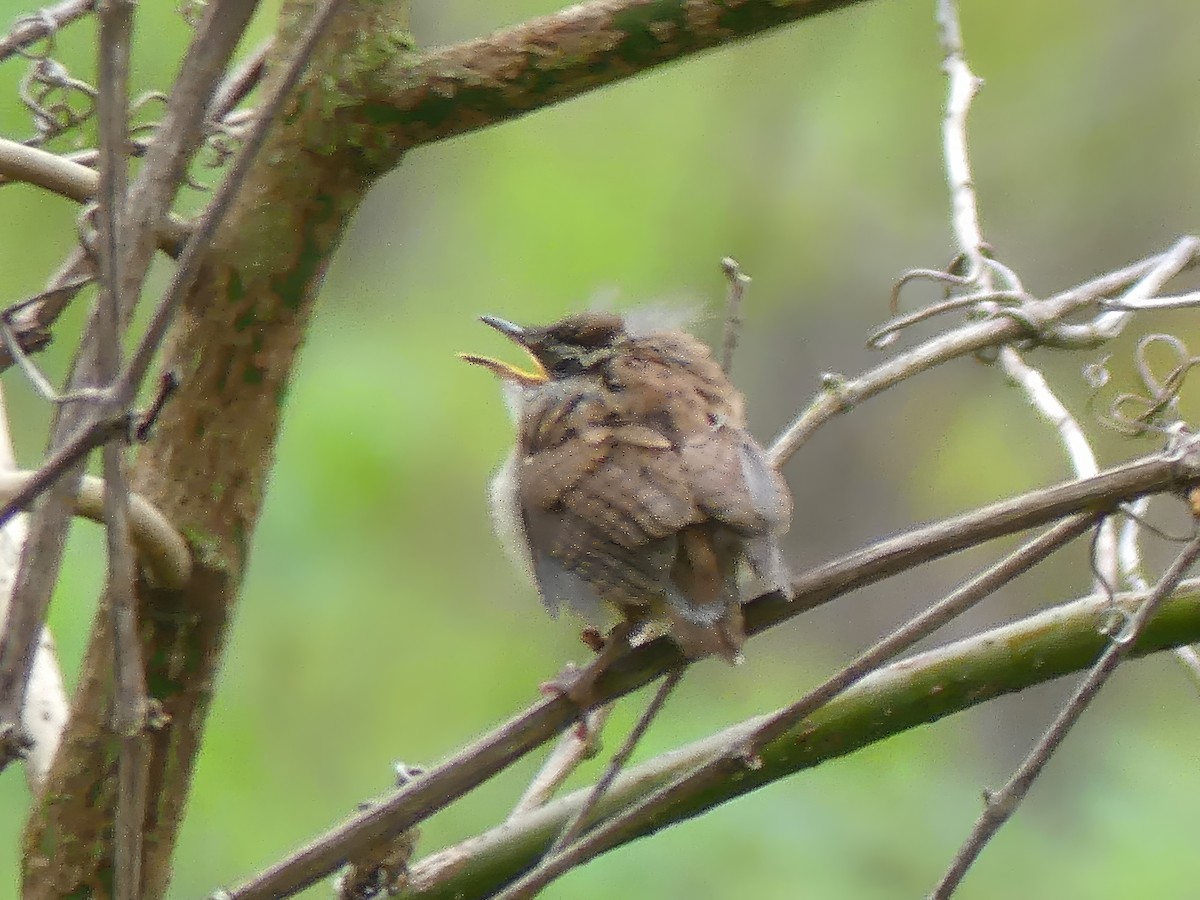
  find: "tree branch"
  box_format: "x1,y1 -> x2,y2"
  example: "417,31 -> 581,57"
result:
931,535 -> 1200,897
404,574 -> 1200,899
221,446 -> 1200,900
370,0 -> 879,154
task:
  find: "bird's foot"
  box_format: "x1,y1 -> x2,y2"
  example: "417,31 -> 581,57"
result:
540,624 -> 633,722
540,664 -> 606,739
540,662 -> 601,712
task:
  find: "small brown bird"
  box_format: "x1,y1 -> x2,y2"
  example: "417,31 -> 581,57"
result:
463,311 -> 792,664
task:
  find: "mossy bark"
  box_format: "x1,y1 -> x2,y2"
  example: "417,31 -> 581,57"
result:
17,0 -> 882,895
22,2 -> 414,896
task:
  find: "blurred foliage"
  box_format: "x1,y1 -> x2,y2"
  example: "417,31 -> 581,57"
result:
0,0 -> 1199,897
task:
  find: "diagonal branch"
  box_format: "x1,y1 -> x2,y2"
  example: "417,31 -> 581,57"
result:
930,534 -> 1200,898
768,238 -> 1199,468
221,448 -> 1200,900
0,0 -> 95,62
405,573 -> 1200,899
489,513 -> 1096,899
371,0 -> 880,152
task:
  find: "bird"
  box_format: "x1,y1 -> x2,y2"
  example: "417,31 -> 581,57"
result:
462,310 -> 792,669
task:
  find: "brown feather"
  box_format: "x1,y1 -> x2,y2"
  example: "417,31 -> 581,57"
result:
473,312 -> 792,663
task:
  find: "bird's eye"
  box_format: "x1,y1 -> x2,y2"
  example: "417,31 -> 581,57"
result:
549,357 -> 584,378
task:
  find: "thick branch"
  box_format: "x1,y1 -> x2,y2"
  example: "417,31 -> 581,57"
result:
224,447 -> 1200,899
21,0 -> 366,896
352,0 -> 878,166
405,577 -> 1200,898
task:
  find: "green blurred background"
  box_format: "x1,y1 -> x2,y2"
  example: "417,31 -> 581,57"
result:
2,1 -> 1200,897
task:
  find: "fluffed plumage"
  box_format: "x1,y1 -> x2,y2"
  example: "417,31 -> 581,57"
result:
464,311 -> 792,662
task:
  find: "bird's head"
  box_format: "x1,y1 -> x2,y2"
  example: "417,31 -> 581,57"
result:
460,312 -> 627,385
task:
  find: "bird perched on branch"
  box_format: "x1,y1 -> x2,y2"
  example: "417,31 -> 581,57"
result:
463,311 -> 792,667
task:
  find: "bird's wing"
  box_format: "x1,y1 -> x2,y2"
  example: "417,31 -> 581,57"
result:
680,427 -> 791,535
519,403 -> 707,616
678,426 -> 793,595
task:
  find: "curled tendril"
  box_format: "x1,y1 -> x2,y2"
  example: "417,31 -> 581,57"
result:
201,118 -> 246,171
131,91 -> 169,125
12,9 -> 57,61
876,247 -> 1034,350
868,290 -> 1030,349
1088,333 -> 1200,438
888,268 -> 971,316
983,256 -> 1026,294
20,55 -> 97,145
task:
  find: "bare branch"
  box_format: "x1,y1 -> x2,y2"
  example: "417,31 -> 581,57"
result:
766,244 -> 1187,468
0,473 -> 184,588
547,670 -> 682,854
220,446 -> 1200,900
0,386 -> 66,789
115,0 -> 347,407
510,705 -> 613,819
719,257 -> 749,375
488,513 -> 1095,898
0,136 -> 100,202
94,0 -> 151,893
0,0 -> 95,62
930,533 -> 1200,898
0,138 -> 190,251
1102,290 -> 1200,312
936,0 -> 986,280
929,0 -> 1118,593
405,570 -> 1200,898
372,0 -> 880,152
114,0 -> 259,309
0,1 -> 261,766
208,38 -> 273,122
1045,236 -> 1200,348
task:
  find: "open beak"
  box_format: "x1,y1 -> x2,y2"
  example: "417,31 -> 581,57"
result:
459,315 -> 549,385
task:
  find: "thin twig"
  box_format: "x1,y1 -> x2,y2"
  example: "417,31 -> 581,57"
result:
0,383 -> 119,769
0,384 -> 67,789
219,447 -> 1200,900
766,246 -> 1179,468
116,0 -> 344,405
1000,349 -> 1118,591
868,289 -> 1029,349
932,0 -> 1117,592
95,0 -> 148,893
929,534 -> 1200,898
1102,290 -> 1200,312
0,315 -> 106,405
0,138 -> 190,252
0,411 -> 126,532
0,0 -> 329,534
405,572 -> 1200,899
208,38 -> 273,122
719,257 -> 749,375
510,704 -> 613,819
0,2 -> 260,765
489,514 -> 1096,899
1118,495 -> 1200,688
547,669 -> 683,856
936,0 -> 986,283
0,471 -> 187,587
113,0 -> 259,311
0,0 -> 95,62
1048,237 -> 1200,348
